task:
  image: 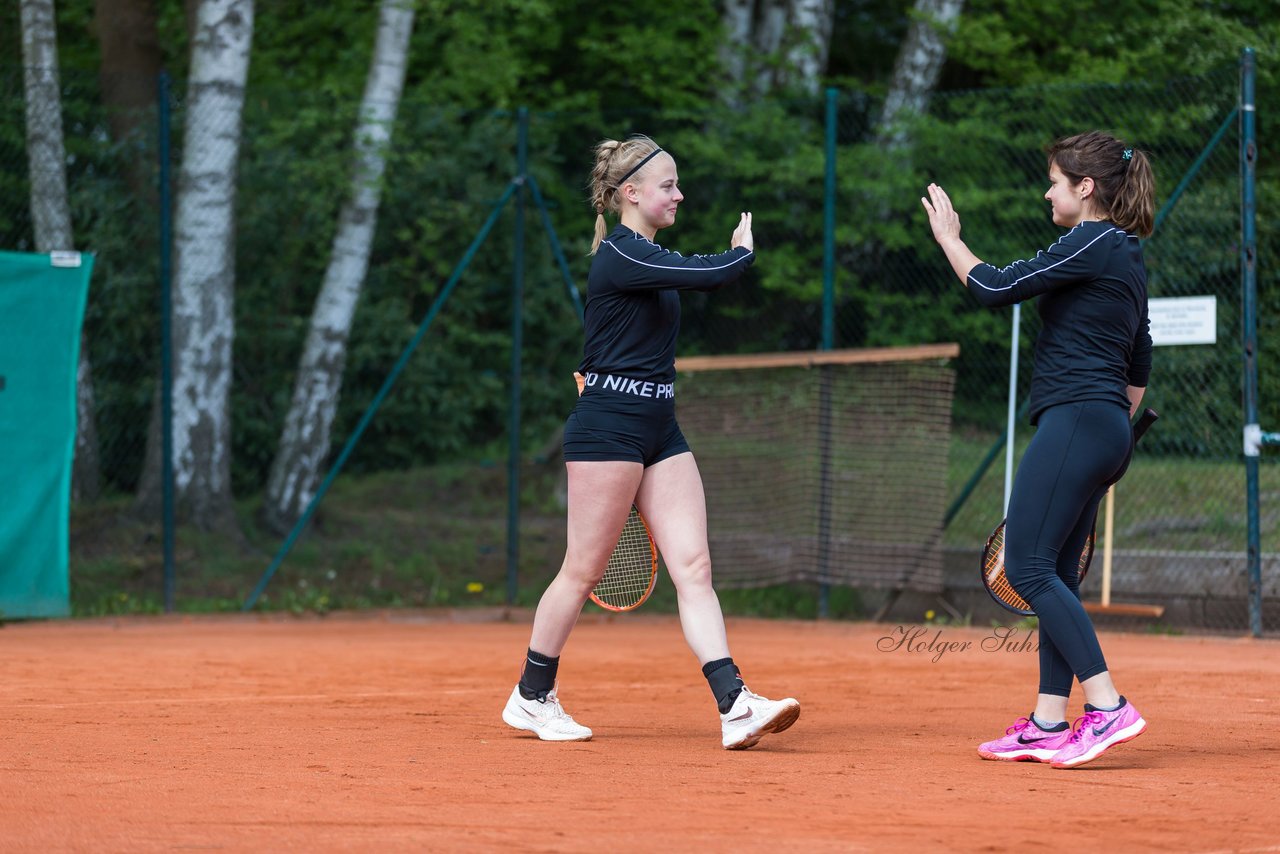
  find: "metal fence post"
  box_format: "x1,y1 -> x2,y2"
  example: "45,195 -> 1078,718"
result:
507,108 -> 528,607
1239,47 -> 1263,637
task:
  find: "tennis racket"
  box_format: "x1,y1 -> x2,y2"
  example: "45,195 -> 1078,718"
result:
572,372 -> 660,612
982,407 -> 1159,615
588,504 -> 659,611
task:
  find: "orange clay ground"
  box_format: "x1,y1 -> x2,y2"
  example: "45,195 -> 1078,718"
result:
4,611 -> 1279,852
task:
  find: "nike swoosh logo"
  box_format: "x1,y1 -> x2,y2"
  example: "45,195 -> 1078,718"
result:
1017,733 -> 1053,744
728,709 -> 754,723
1092,717 -> 1120,737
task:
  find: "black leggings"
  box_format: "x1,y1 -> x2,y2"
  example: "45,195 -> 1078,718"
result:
1005,400 -> 1134,697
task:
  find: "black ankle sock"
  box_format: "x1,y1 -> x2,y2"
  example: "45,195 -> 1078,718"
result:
1030,713 -> 1068,731
518,648 -> 559,700
702,657 -> 744,714
1090,695 -> 1126,713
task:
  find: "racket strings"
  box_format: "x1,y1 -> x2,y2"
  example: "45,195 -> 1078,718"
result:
590,514 -> 656,609
984,530 -> 1033,613
1078,533 -> 1095,579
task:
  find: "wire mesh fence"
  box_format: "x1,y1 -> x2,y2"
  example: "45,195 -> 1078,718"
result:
909,66 -> 1270,630
2,57 -> 1273,631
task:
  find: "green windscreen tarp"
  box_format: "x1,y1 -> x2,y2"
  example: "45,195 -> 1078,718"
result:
0,250 -> 93,618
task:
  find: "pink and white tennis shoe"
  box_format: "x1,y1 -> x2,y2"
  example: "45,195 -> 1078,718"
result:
977,715 -> 1074,762
1050,697 -> 1146,768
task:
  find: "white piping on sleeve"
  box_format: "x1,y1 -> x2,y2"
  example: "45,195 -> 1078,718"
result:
967,226 -> 1117,292
601,238 -> 753,272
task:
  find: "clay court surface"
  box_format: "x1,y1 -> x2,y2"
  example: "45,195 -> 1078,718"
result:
5,611 -> 1280,852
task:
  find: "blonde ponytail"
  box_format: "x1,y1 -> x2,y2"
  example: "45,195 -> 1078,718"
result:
591,211 -> 608,254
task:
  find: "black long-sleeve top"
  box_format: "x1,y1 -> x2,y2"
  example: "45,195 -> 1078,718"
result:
966,221 -> 1153,425
578,224 -> 755,384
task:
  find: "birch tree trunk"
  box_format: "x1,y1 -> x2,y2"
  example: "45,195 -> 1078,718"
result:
785,0 -> 834,96
750,0 -> 787,93
720,0 -> 754,91
146,0 -> 254,531
720,0 -> 833,97
21,0 -> 103,502
260,0 -> 416,535
877,0 -> 965,147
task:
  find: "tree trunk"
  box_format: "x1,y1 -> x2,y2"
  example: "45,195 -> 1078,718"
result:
135,0 -> 253,532
261,0 -> 416,536
720,0 -> 754,91
183,0 -> 200,40
877,0 -> 965,147
93,0 -> 163,202
786,0 -> 834,96
750,0 -> 788,93
22,0 -> 103,503
720,0 -> 833,97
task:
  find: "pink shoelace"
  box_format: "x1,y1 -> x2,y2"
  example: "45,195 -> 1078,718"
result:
1004,717 -> 1034,735
1067,710 -> 1108,743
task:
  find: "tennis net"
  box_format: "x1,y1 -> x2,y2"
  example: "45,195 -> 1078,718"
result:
675,344 -> 957,593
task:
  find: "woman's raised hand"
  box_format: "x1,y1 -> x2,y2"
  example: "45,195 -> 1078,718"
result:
921,183 -> 962,245
731,212 -> 753,251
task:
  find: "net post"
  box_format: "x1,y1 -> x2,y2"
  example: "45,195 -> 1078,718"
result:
816,365 -> 834,617
817,87 -> 838,619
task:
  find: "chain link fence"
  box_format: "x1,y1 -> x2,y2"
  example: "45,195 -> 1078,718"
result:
903,67 -> 1270,630
3,58 -> 1272,631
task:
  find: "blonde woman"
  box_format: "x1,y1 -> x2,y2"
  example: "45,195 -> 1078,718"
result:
502,135 -> 800,750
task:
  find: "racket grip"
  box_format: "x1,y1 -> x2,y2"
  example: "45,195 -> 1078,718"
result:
1133,407 -> 1159,442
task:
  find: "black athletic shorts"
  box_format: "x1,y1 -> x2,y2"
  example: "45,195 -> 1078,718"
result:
563,372 -> 690,466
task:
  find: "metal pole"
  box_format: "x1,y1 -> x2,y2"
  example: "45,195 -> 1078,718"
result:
1004,305 -> 1021,514
158,70 -> 176,613
821,87 -> 837,352
526,175 -> 583,323
1239,48 -> 1263,637
507,108 -> 528,606
817,87 -> 838,618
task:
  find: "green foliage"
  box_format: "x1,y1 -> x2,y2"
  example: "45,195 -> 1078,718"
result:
3,0 -> 1276,498
948,0 -> 1279,87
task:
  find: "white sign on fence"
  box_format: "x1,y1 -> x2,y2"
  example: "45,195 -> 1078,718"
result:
1148,296 -> 1217,346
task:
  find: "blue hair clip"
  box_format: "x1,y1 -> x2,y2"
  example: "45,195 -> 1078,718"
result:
1122,148 -> 1133,161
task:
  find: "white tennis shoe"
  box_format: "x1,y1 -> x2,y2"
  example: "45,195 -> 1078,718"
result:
720,687 -> 801,750
502,685 -> 593,742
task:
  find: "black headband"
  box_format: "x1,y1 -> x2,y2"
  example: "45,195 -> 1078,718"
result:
615,148 -> 664,189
